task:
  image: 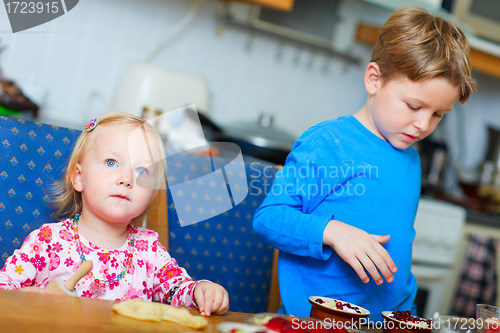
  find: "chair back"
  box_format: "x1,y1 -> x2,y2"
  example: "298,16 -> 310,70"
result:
166,152 -> 277,313
0,117 -> 80,261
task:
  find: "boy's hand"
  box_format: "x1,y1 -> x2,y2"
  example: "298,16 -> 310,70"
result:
194,281 -> 229,316
323,220 -> 397,285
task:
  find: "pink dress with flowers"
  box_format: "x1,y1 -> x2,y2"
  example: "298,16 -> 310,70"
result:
0,219 -> 200,306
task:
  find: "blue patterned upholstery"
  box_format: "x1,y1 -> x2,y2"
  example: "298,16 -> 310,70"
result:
0,117 -> 80,262
166,152 -> 278,313
0,117 -> 279,313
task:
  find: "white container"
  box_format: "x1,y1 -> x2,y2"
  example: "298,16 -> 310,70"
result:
109,62 -> 209,118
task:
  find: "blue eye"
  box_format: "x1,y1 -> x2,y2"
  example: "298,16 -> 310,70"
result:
407,103 -> 420,111
105,159 -> 117,167
136,167 -> 147,176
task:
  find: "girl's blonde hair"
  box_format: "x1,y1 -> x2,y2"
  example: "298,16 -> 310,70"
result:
50,112 -> 166,227
371,6 -> 477,104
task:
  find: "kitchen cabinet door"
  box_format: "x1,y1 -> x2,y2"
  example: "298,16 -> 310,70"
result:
222,0 -> 294,11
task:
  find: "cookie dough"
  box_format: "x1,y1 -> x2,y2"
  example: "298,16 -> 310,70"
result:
112,298 -> 208,329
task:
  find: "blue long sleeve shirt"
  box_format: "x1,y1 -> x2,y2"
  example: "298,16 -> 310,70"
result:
253,115 -> 420,322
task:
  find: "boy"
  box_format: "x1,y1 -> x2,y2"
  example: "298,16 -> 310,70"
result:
253,6 -> 476,322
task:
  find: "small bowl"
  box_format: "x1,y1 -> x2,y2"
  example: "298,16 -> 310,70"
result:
309,296 -> 370,329
382,311 -> 432,333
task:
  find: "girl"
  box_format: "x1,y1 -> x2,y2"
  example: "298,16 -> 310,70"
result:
0,112 -> 229,316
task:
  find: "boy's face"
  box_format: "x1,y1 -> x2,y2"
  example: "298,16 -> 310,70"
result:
366,70 -> 460,150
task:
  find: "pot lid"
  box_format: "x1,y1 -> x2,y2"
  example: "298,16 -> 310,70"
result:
222,113 -> 297,151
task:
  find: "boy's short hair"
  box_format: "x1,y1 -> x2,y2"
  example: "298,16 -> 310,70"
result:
371,6 -> 477,104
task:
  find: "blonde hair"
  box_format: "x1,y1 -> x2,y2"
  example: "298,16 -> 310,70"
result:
50,112 -> 166,226
371,6 -> 477,104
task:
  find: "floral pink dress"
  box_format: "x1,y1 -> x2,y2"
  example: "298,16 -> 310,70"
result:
0,219 -> 200,306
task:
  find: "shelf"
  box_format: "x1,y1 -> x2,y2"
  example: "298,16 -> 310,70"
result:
221,0 -> 294,12
219,16 -> 361,66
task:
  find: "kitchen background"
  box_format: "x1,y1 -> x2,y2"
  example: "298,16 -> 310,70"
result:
1,0 -> 498,175
1,0 -> 500,318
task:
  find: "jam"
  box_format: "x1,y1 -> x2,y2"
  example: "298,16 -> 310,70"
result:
264,316 -> 349,333
390,311 -> 432,328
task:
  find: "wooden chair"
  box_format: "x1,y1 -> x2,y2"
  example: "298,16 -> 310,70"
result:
268,248 -> 281,312
148,189 -> 169,249
267,165 -> 283,312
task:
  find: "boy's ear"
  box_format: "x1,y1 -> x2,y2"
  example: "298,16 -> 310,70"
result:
365,62 -> 382,96
73,163 -> 83,192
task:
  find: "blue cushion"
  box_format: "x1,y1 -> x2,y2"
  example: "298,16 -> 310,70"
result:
0,117 -> 80,261
166,152 -> 277,313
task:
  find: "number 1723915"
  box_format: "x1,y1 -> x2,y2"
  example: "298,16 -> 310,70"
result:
5,2 -> 59,14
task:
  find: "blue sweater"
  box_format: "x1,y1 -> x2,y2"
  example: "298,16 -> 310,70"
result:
253,115 -> 420,322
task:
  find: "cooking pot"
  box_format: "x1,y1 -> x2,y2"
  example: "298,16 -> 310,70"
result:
478,126 -> 500,212
201,112 -> 297,165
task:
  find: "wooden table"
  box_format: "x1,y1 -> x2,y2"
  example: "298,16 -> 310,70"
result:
0,289 -> 249,333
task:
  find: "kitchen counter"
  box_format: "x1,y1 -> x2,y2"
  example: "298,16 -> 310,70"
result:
466,209 -> 500,228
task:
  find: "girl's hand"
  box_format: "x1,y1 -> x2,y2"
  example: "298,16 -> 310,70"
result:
323,220 -> 397,285
21,286 -> 46,293
194,281 -> 229,316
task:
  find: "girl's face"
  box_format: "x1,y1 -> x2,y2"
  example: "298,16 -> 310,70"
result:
73,123 -> 161,225
363,64 -> 460,150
